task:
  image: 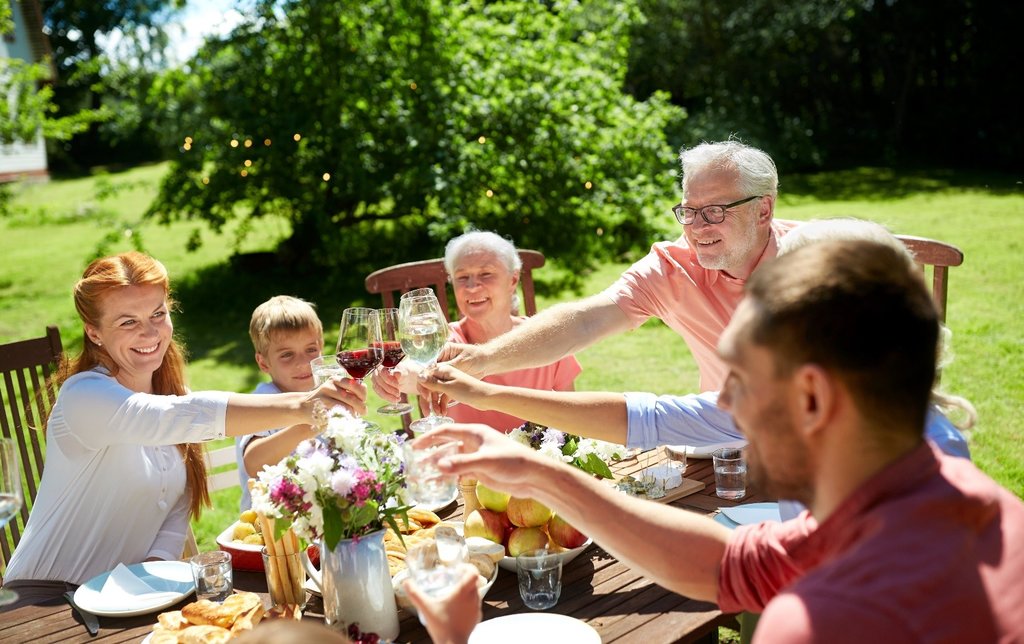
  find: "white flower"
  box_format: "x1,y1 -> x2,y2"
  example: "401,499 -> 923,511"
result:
324,408 -> 367,454
537,442 -> 572,464
507,427 -> 531,447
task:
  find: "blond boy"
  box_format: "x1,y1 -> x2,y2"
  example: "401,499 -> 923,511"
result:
236,295 -> 325,510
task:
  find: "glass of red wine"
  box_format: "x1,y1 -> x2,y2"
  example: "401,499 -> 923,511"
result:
337,307 -> 384,428
375,308 -> 414,415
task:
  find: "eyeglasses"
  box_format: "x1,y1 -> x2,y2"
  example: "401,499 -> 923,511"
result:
672,195 -> 763,225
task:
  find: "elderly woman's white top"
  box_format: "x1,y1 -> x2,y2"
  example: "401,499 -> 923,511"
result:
3,368 -> 229,585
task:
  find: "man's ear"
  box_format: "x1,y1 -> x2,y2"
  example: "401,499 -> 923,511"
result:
255,352 -> 272,374
792,364 -> 834,438
758,195 -> 775,224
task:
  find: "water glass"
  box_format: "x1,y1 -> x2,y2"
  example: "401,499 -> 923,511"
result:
712,447 -> 747,500
311,354 -> 347,387
262,547 -> 306,609
403,440 -> 460,507
190,550 -> 233,602
405,528 -> 468,599
517,549 -> 562,610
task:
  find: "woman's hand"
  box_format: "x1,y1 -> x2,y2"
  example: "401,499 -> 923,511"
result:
437,342 -> 487,379
305,375 -> 367,419
371,358 -> 420,402
405,563 -> 482,644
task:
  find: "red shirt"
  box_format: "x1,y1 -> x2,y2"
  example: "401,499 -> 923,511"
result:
718,443 -> 1024,642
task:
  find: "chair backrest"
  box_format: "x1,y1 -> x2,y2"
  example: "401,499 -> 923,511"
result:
895,234 -> 964,323
1,325 -> 63,573
204,444 -> 240,493
365,250 -> 546,321
364,250 -> 546,432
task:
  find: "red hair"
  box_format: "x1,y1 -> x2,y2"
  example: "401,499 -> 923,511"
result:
53,251 -> 210,519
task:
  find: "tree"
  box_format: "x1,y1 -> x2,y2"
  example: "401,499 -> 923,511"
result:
147,0 -> 684,281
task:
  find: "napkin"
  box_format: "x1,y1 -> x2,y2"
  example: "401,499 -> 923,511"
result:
719,503 -> 781,526
99,563 -> 184,609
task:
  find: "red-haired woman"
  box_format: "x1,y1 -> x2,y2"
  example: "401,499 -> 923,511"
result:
1,252 -> 365,606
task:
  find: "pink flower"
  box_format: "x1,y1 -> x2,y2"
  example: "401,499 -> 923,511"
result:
270,478 -> 310,514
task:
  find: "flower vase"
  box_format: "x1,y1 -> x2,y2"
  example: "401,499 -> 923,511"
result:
321,528 -> 400,640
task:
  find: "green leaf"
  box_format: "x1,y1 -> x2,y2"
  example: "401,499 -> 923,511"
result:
323,505 -> 344,550
582,453 -> 614,479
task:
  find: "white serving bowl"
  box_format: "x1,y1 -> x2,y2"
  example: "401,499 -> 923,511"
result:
497,538 -> 593,572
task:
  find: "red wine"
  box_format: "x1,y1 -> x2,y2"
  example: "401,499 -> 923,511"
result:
373,341 -> 405,368
336,348 -> 383,379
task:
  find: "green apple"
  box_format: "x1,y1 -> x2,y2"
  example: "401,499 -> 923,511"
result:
475,482 -> 511,512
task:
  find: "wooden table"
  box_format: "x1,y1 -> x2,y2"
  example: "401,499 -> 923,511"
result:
0,449 -> 767,643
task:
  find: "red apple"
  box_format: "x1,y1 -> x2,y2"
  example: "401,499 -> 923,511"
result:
547,513 -> 588,549
476,482 -> 511,512
506,526 -> 550,557
464,509 -> 508,544
506,496 -> 553,528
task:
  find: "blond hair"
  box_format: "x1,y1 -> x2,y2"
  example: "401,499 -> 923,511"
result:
249,295 -> 323,355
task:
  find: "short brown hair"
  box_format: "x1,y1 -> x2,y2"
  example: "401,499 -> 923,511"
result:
744,240 -> 939,432
249,295 -> 323,355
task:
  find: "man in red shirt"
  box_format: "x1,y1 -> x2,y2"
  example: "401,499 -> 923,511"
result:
423,240 -> 1024,642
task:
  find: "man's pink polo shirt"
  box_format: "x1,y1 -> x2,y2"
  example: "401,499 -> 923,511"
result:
603,220 -> 798,392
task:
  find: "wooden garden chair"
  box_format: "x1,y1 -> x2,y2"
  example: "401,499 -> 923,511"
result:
364,250 -> 546,432
1,325 -> 63,577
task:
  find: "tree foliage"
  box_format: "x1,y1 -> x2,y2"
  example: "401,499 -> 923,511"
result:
147,0 -> 683,280
627,0 -> 1023,171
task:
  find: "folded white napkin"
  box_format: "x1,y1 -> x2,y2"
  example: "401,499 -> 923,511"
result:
719,503 -> 781,526
99,563 -> 183,609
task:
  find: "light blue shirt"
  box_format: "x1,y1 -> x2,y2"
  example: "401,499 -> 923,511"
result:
624,390 -> 971,520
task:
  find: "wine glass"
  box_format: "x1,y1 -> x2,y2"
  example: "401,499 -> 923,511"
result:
398,293 -> 454,434
0,437 -> 23,607
376,308 -> 413,415
337,307 -> 384,428
401,288 -> 435,300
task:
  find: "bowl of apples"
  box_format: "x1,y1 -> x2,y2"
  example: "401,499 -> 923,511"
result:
216,509 -> 267,571
467,484 -> 593,572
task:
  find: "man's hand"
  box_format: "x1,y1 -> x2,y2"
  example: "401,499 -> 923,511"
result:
413,424 -> 549,500
437,342 -> 488,379
418,363 -> 495,411
405,563 -> 482,644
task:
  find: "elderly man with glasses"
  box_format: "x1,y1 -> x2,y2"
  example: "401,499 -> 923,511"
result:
428,139 -> 797,394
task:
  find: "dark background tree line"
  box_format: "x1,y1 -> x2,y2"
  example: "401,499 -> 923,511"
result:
6,0 -> 1021,282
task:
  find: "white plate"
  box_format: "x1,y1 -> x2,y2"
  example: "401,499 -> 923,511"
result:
469,613 -> 601,643
665,440 -> 747,460
413,492 -> 459,513
719,502 -> 781,526
74,561 -> 194,617
497,538 -> 593,572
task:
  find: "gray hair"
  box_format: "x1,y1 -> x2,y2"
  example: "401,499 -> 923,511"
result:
680,140 -> 778,199
779,217 -> 976,431
779,218 -> 912,264
444,230 -> 523,314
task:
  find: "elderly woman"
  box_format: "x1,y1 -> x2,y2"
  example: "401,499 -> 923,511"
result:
1,252 -> 365,605
376,231 -> 580,433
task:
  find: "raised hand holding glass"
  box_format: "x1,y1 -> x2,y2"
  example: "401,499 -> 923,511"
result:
398,294 -> 454,434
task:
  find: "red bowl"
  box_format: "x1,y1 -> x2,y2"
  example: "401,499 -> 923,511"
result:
216,522 -> 265,572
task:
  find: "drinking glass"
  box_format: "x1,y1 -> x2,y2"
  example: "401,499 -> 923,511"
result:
190,550 -> 234,602
337,307 -> 384,430
311,354 -> 347,386
398,294 -> 453,434
405,526 -> 467,599
400,288 -> 435,300
375,308 -> 413,415
403,439 -> 460,507
516,549 -> 562,610
0,438 -> 23,607
712,447 -> 747,500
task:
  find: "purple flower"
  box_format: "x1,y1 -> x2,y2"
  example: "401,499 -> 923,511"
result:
270,477 -> 311,514
351,470 -> 378,505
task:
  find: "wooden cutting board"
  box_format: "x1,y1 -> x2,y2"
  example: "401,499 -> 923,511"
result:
609,447 -> 705,503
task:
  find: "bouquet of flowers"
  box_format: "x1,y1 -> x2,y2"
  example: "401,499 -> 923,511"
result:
507,422 -> 628,479
251,408 -> 409,550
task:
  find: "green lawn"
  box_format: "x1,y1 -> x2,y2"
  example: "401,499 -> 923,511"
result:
2,163 -> 1021,555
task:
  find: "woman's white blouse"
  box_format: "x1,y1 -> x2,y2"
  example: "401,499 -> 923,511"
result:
3,369 -> 229,585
